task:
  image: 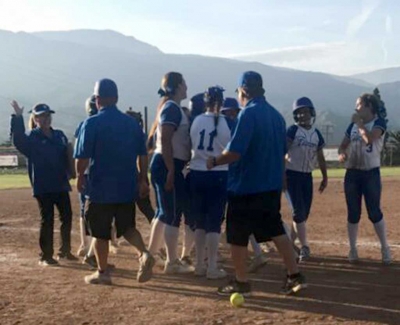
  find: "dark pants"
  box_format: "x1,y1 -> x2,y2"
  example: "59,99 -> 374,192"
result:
286,170 -> 313,223
35,192 -> 72,259
136,195 -> 155,224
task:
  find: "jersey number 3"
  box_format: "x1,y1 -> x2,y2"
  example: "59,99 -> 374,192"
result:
198,129 -> 217,152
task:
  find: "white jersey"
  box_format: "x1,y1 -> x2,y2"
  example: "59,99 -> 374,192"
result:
154,100 -> 191,162
286,124 -> 325,173
190,113 -> 234,171
345,118 -> 386,170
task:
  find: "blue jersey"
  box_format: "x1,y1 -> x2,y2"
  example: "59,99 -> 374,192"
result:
74,105 -> 147,204
10,115 -> 71,196
226,96 -> 286,195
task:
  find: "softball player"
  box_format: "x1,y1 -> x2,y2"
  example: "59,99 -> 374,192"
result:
10,100 -> 77,266
338,93 -> 391,264
190,86 -> 235,279
147,72 -> 194,274
286,97 -> 328,261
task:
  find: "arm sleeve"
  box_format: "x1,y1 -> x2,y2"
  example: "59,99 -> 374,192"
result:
373,118 -> 387,134
73,120 -> 95,159
286,125 -> 298,141
10,115 -> 31,157
160,102 -> 182,128
315,129 -> 326,150
74,122 -> 83,138
345,123 -> 354,138
226,110 -> 254,155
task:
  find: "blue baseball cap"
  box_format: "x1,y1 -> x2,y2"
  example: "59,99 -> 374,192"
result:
94,78 -> 118,98
293,97 -> 314,111
221,97 -> 240,112
29,103 -> 55,115
237,71 -> 263,90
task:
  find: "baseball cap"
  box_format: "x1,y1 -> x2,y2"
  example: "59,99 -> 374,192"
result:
221,97 -> 240,112
28,103 -> 55,115
293,97 -> 314,111
94,78 -> 118,98
237,71 -> 263,90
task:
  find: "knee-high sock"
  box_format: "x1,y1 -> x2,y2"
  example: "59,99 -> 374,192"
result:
347,222 -> 359,251
181,225 -> 195,258
249,234 -> 262,257
195,229 -> 206,268
164,225 -> 179,263
293,221 -> 308,247
373,219 -> 389,248
206,232 -> 220,271
148,218 -> 166,255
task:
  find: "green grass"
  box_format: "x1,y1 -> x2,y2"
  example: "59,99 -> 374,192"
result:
0,167 -> 399,190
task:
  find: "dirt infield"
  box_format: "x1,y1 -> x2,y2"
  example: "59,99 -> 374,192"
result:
0,178 -> 399,325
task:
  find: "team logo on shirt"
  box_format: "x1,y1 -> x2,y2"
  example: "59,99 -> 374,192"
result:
296,135 -> 318,148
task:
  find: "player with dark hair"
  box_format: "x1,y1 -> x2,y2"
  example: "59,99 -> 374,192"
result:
285,97 -> 328,262
190,86 -> 235,279
338,93 -> 391,264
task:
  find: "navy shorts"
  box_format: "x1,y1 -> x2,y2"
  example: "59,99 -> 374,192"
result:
189,170 -> 227,233
226,190 -> 286,247
286,170 -> 313,223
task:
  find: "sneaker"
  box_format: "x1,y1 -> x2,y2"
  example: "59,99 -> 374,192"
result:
164,259 -> 194,274
83,255 -> 98,269
57,252 -> 79,261
260,242 -> 275,253
299,246 -> 311,262
217,279 -> 251,296
248,252 -> 269,273
137,252 -> 155,283
76,245 -> 87,257
180,255 -> 193,266
207,268 -> 227,280
348,248 -> 359,263
381,246 -> 392,265
281,273 -> 307,295
38,257 -> 59,266
84,270 -> 112,285
194,265 -> 207,277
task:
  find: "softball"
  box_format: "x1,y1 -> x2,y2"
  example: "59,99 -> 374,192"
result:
230,292 -> 244,307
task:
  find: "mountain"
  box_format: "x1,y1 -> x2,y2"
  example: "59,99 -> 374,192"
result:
0,29 -> 399,146
352,67 -> 400,85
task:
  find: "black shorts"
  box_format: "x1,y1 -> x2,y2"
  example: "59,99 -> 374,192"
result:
85,201 -> 136,240
226,190 -> 285,247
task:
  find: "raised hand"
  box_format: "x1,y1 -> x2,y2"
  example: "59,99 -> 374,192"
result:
10,100 -> 24,116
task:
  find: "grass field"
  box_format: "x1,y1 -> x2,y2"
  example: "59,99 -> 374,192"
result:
1,167 -> 400,190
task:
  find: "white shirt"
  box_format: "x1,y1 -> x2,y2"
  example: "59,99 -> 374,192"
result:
190,113 -> 233,171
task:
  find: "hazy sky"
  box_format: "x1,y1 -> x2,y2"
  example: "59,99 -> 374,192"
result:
0,0 -> 397,75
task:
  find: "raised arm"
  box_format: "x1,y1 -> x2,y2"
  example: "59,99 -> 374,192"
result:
10,100 -> 31,157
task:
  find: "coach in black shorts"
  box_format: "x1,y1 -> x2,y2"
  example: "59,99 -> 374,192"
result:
207,71 -> 306,295
74,78 -> 154,285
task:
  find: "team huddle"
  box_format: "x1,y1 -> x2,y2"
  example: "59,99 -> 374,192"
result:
9,70 -> 391,297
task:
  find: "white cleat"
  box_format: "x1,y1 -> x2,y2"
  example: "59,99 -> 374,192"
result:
164,259 -> 194,274
348,248 -> 359,264
381,246 -> 392,265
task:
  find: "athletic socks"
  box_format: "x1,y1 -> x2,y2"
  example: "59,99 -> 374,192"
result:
206,232 -> 220,271
148,218 -> 166,255
347,222 -> 359,251
373,219 -> 389,249
294,221 -> 308,247
181,225 -> 195,258
249,234 -> 262,257
164,225 -> 179,263
195,229 -> 206,268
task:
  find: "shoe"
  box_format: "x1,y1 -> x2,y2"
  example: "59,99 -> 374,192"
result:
299,246 -> 311,262
38,257 -> 59,266
194,265 -> 207,277
281,273 -> 307,295
57,252 -> 79,261
248,252 -> 269,273
164,259 -> 194,274
180,255 -> 193,266
260,242 -> 275,253
83,255 -> 98,269
217,278 -> 251,296
348,248 -> 359,263
76,245 -> 87,257
381,246 -> 392,265
84,270 -> 112,285
207,268 -> 227,280
137,252 -> 155,283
